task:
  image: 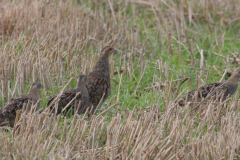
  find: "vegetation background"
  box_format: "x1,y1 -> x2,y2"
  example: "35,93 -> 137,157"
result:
0,0 -> 240,159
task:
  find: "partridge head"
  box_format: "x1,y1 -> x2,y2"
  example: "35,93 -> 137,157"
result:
77,75 -> 88,88
28,82 -> 43,99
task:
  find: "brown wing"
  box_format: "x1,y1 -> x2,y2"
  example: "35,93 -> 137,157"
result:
47,89 -> 87,115
213,84 -> 229,100
86,76 -> 110,113
179,83 -> 223,106
191,82 -> 230,111
1,95 -> 37,118
186,83 -> 222,100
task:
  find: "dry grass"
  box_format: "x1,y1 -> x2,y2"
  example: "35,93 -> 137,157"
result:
2,98 -> 240,159
0,0 -> 240,159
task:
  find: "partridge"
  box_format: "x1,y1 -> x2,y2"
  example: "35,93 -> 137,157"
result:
179,68 -> 240,108
86,46 -> 116,114
47,75 -> 89,115
0,82 -> 43,127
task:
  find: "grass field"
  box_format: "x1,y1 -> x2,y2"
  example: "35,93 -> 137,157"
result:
1,0 -> 240,159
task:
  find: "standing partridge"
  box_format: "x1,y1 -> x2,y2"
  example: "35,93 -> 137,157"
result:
179,68 -> 240,108
86,46 -> 116,114
47,75 -> 89,115
0,82 -> 43,127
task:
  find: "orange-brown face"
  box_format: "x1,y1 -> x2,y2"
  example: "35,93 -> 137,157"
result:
101,46 -> 116,55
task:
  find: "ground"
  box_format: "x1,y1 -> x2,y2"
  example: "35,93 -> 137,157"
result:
0,0 -> 240,159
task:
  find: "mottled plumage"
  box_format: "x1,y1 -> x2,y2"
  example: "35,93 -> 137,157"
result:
179,68 -> 240,108
0,82 -> 43,127
178,83 -> 222,106
47,75 -> 89,115
86,46 -> 116,114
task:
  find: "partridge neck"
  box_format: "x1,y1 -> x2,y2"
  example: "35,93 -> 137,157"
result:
77,84 -> 88,95
226,75 -> 240,95
227,74 -> 240,86
92,54 -> 110,76
28,89 -> 41,99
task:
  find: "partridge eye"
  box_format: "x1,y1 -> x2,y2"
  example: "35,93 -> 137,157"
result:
109,48 -> 112,50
